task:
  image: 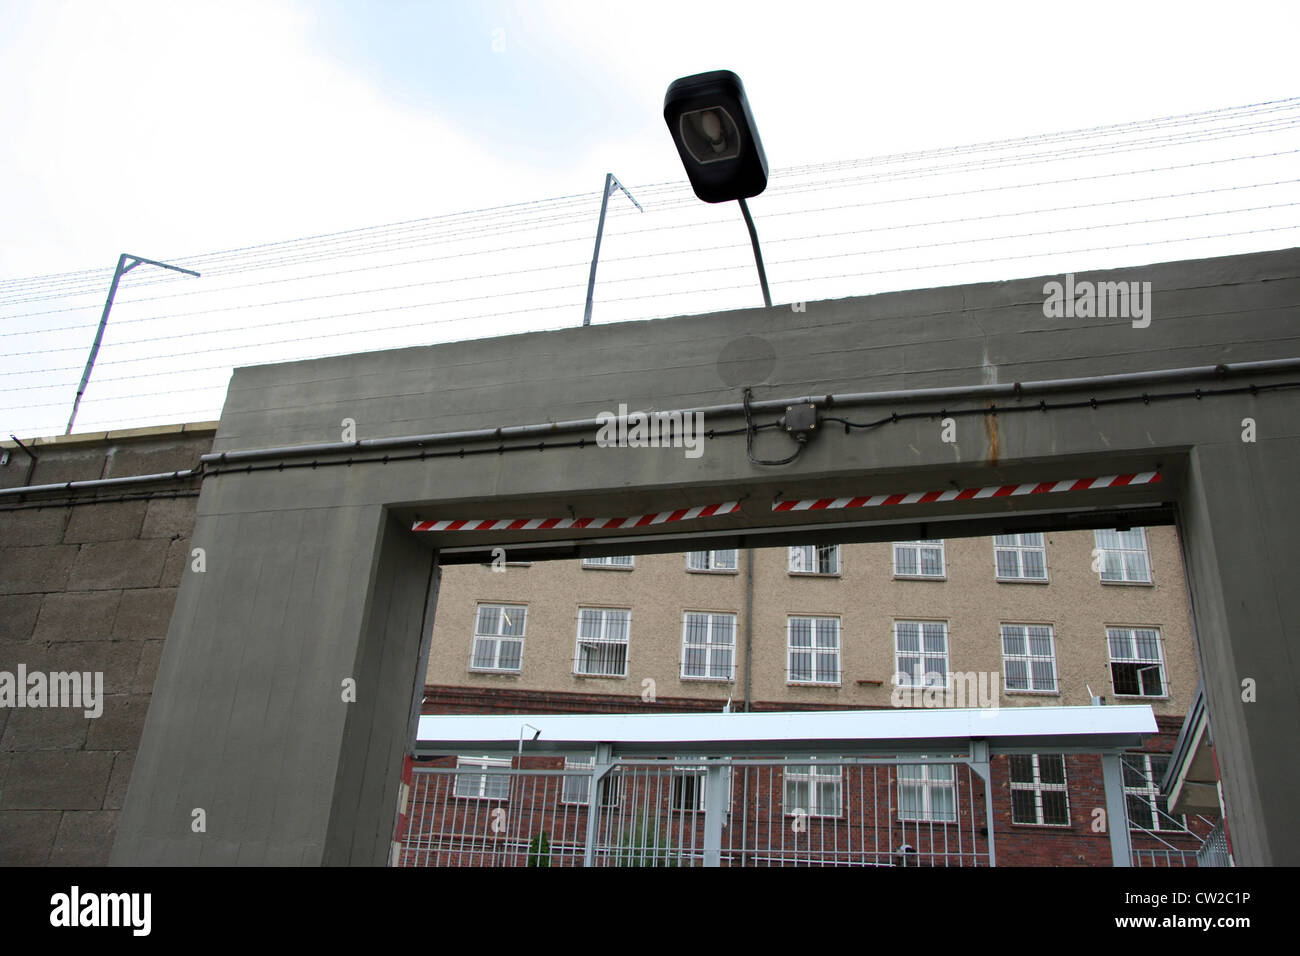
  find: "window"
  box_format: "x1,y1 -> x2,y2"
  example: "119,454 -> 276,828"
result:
574,608 -> 630,677
784,759 -> 843,817
470,604 -> 526,672
1009,754 -> 1070,826
994,533 -> 1047,580
898,760 -> 956,822
681,612 -> 736,680
687,549 -> 738,572
787,616 -> 840,684
1094,528 -> 1152,583
894,621 -> 949,688
453,756 -> 511,800
583,555 -> 634,569
788,544 -> 839,575
1124,754 -> 1186,832
561,758 -> 623,807
670,760 -> 732,812
893,540 -> 945,578
1001,624 -> 1058,692
1108,627 -> 1166,697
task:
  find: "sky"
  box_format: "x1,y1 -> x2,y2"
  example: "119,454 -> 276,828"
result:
2,0 -> 1299,438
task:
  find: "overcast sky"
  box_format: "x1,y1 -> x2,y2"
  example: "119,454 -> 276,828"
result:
2,0 -> 1298,437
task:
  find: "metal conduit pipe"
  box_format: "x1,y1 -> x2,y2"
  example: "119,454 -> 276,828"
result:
197,357 -> 1300,466
0,469 -> 200,500
4,356 -> 1297,499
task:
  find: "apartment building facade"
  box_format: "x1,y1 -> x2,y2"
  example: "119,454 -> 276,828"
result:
410,526 -> 1220,866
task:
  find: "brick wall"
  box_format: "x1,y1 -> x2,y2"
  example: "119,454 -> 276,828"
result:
0,426 -> 211,865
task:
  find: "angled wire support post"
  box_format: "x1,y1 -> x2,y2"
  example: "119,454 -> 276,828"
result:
583,173 -> 643,327
65,253 -> 201,435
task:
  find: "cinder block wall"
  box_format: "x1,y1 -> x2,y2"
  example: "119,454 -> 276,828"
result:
0,425 -> 213,865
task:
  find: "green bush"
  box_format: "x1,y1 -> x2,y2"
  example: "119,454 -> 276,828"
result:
526,830 -> 551,867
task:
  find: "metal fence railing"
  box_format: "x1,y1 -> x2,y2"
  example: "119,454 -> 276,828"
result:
1196,820 -> 1234,867
396,756 -> 992,868
1121,753 -> 1220,867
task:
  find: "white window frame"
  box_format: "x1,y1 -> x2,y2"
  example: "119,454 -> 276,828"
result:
1094,528 -> 1152,584
788,544 -> 840,575
560,757 -> 623,807
1009,754 -> 1070,826
893,620 -> 950,689
469,603 -> 527,673
680,611 -> 736,681
783,758 -> 844,818
686,549 -> 738,572
1000,623 -> 1058,693
583,554 -> 634,569
786,616 -> 841,685
993,533 -> 1048,581
897,759 -> 957,823
1107,626 -> 1167,698
453,755 -> 511,800
574,607 -> 631,678
893,540 -> 946,579
1123,753 -> 1187,832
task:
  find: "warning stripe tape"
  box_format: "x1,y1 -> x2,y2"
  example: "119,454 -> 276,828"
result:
412,500 -> 741,533
772,471 -> 1162,512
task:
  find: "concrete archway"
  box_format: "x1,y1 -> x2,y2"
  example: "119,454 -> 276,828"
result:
112,247 -> 1300,865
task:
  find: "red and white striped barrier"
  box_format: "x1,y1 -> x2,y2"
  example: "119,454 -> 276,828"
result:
412,500 -> 741,533
772,471 -> 1162,513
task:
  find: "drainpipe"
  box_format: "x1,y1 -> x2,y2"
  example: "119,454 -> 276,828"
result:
743,547 -> 754,712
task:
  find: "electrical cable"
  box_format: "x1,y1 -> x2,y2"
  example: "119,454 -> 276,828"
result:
7,379 -> 1295,498
744,388 -> 803,466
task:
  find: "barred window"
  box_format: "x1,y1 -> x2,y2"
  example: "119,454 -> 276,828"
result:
687,550 -> 738,571
784,759 -> 843,817
994,533 -> 1047,580
583,555 -> 634,568
1108,627 -> 1166,697
788,544 -> 839,575
681,612 -> 736,680
453,756 -> 511,800
894,540 -> 945,578
1094,528 -> 1151,583
1124,754 -> 1186,832
894,621 -> 949,688
470,604 -> 526,672
575,608 -> 630,677
670,760 -> 732,812
1001,624 -> 1057,692
787,616 -> 840,684
560,758 -> 623,807
898,760 -> 956,822
1010,754 -> 1070,826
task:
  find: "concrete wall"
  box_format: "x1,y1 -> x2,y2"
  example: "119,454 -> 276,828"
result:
0,426 -> 211,864
112,246 -> 1300,865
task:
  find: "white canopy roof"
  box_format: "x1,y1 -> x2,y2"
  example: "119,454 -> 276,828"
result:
415,705 -> 1157,756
